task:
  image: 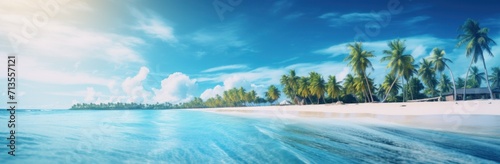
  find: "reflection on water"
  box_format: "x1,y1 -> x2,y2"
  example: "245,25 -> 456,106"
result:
0,110 -> 499,163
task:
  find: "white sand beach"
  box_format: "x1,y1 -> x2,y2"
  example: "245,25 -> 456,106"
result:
197,100 -> 500,116
192,100 -> 500,135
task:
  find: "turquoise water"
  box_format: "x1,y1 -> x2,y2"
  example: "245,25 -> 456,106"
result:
1,109 -> 499,163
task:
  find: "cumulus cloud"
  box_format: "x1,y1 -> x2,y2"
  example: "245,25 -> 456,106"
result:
152,72 -> 197,103
200,74 -> 261,100
199,62 -> 352,100
200,85 -> 224,100
122,67 -> 151,103
84,87 -> 96,102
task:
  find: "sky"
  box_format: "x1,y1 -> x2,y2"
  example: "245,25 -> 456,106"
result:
0,0 -> 499,109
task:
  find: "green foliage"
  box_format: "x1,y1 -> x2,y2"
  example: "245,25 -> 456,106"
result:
439,74 -> 453,93
458,18 -> 496,100
404,77 -> 426,100
380,39 -> 415,101
490,67 -> 500,89
418,59 -> 438,97
71,87 -> 265,109
326,75 -> 343,101
280,70 -> 300,104
308,72 -> 326,104
456,77 -> 466,88
265,85 -> 281,104
345,42 -> 375,102
468,66 -> 485,87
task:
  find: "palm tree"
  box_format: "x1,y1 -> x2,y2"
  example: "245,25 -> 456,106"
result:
280,70 -> 300,104
381,74 -> 400,102
238,87 -> 246,105
298,77 -> 312,104
343,74 -> 356,95
419,59 -> 438,97
429,48 -> 457,100
439,74 -> 453,94
380,39 -> 415,102
308,72 -> 326,104
353,75 -> 368,102
400,63 -> 417,102
246,90 -> 257,106
457,19 -> 497,100
490,67 -> 500,89
406,77 -> 425,100
345,42 -> 375,102
457,77 -> 466,89
265,85 -> 280,104
468,66 -> 486,88
326,75 -> 343,101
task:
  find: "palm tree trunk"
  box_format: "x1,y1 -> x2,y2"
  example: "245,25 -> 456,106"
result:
363,90 -> 368,103
439,72 -> 443,101
481,55 -> 494,99
408,76 -> 414,100
382,74 -> 401,102
362,70 -> 374,102
401,76 -> 405,102
445,65 -> 457,101
463,59 -> 474,101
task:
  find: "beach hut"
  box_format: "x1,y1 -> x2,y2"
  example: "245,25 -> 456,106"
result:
443,87 -> 500,101
279,100 -> 292,106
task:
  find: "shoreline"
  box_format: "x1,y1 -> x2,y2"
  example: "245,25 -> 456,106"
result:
193,100 -> 500,116
191,100 -> 500,135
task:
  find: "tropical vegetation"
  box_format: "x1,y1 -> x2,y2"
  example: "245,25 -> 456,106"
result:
71,18 -> 498,110
457,18 -> 496,100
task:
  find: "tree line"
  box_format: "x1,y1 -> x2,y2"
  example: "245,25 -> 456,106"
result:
72,19 -> 499,110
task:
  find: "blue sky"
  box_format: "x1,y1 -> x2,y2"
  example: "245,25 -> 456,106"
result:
1,0 -> 500,109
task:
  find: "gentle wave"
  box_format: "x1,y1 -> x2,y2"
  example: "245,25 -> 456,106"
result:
0,110 -> 499,163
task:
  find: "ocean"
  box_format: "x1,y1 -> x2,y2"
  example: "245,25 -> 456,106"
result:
1,109 -> 499,163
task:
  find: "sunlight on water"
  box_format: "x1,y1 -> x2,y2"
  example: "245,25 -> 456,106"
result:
0,110 -> 499,163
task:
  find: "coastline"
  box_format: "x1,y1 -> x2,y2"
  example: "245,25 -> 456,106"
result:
191,100 -> 500,135
193,100 -> 500,116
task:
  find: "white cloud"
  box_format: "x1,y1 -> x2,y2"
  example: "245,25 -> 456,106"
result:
10,55 -> 116,86
122,67 -> 151,103
84,87 -> 96,102
319,12 -> 430,27
411,45 -> 427,59
131,8 -> 176,43
315,35 -> 449,58
137,18 -> 177,42
202,64 -> 248,73
313,43 -> 349,57
200,85 -> 224,100
336,67 -> 350,81
404,16 -> 430,25
319,12 -> 378,25
223,75 -> 252,90
199,61 -> 351,99
152,72 -> 197,103
319,12 -> 338,19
